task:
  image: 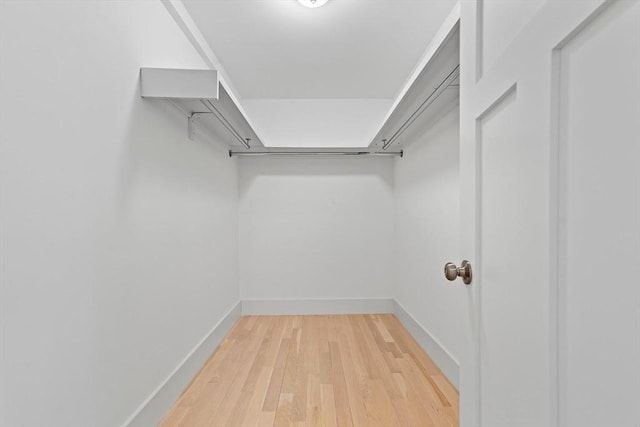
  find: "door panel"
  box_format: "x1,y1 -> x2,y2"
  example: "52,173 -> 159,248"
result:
558,1 -> 640,426
477,87 -> 547,427
476,88 -> 540,427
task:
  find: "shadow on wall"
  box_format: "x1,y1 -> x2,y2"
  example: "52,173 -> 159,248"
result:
95,78 -> 239,425
115,79 -> 233,219
238,155 -> 394,199
396,102 -> 460,190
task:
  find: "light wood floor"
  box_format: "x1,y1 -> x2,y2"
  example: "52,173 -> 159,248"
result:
159,314 -> 459,427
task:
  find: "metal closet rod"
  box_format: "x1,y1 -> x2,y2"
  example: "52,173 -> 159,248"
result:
228,150 -> 403,157
200,100 -> 251,150
382,64 -> 460,150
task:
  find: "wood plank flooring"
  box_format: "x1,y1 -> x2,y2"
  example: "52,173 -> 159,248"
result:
159,314 -> 459,427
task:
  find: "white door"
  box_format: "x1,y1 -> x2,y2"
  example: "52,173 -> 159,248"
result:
456,1 -> 640,426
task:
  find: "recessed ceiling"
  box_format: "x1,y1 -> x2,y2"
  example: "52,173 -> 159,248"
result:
242,98 -> 393,147
182,0 -> 458,100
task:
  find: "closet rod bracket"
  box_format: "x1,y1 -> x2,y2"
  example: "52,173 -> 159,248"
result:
187,112 -> 209,141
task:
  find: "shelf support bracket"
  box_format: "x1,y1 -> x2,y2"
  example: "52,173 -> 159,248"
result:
188,112 -> 209,141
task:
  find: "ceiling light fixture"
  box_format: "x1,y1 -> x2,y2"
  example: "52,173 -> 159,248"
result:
297,0 -> 329,8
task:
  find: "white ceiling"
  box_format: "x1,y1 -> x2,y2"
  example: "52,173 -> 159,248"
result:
181,0 -> 458,147
242,98 -> 393,147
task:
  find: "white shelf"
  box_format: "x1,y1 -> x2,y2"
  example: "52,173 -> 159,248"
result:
369,20 -> 460,150
140,68 -> 264,151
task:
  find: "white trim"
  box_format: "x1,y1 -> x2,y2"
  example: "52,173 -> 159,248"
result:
392,299 -> 460,389
552,5 -> 614,427
122,301 -> 242,427
160,0 -> 237,96
241,298 -> 394,315
160,0 -> 263,143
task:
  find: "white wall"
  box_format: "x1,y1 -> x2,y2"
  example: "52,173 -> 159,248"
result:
393,107 -> 463,368
0,2 -> 238,426
238,156 -> 394,304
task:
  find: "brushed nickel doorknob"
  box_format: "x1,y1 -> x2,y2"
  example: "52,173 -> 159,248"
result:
444,260 -> 472,285
444,262 -> 458,281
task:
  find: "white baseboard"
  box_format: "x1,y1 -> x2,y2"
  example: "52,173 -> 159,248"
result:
123,301 -> 242,427
392,299 -> 459,389
241,298 -> 394,315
